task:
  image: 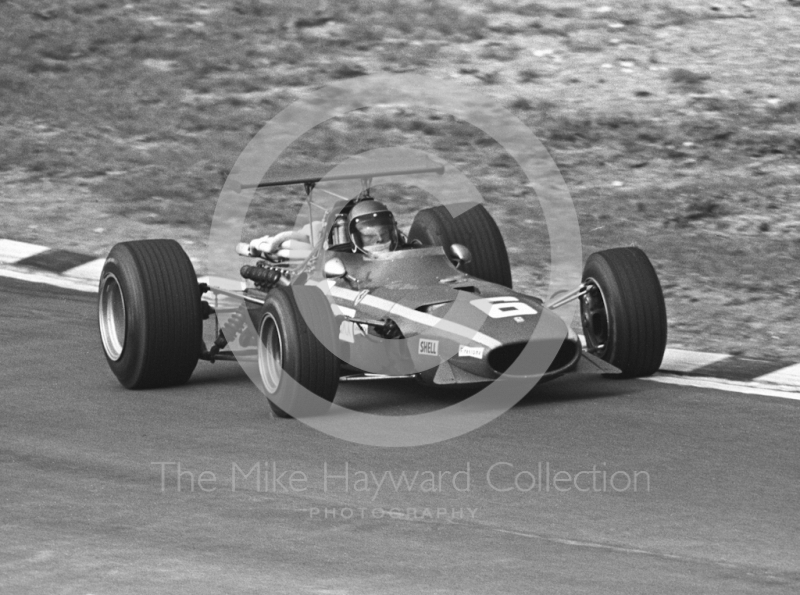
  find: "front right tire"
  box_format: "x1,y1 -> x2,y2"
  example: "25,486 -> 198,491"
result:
580,247 -> 667,377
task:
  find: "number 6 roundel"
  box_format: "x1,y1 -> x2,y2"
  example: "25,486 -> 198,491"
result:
470,296 -> 538,319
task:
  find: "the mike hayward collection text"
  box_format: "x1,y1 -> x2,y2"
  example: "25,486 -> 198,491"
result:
153,461 -> 651,496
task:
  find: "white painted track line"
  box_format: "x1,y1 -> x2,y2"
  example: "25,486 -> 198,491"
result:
63,258 -> 105,281
646,374 -> 800,401
754,363 -> 800,386
660,348 -> 731,372
0,265 -> 98,292
0,239 -> 49,264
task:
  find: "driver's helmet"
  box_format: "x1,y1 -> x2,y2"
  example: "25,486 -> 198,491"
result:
348,199 -> 400,254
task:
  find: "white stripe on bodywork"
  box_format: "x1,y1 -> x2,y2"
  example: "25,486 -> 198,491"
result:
328,284 -> 501,349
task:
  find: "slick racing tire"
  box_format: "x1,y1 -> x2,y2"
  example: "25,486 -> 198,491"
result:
408,203 -> 512,288
98,239 -> 202,389
257,285 -> 340,418
581,247 -> 667,378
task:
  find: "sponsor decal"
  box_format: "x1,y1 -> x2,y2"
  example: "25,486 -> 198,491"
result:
458,345 -> 484,359
353,289 -> 370,306
470,296 -> 537,319
418,339 -> 439,356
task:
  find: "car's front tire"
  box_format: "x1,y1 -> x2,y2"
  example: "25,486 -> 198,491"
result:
581,247 -> 667,377
98,239 -> 202,388
257,285 -> 340,418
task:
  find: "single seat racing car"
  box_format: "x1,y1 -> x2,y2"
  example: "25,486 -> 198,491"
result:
98,159 -> 668,417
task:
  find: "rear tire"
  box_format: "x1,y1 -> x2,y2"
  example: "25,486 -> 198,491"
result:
98,240 -> 202,388
580,247 -> 667,377
257,285 -> 340,418
408,203 -> 512,287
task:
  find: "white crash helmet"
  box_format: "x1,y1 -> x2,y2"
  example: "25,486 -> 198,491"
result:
348,199 -> 400,254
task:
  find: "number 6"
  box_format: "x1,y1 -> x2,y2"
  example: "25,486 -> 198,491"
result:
470,297 -> 537,319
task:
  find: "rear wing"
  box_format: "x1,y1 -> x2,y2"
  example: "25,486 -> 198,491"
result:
238,158 -> 444,190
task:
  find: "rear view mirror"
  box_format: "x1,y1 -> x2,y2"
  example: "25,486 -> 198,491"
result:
449,244 -> 472,268
324,258 -> 347,278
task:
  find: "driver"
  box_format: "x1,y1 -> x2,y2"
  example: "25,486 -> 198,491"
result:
348,199 -> 400,255
242,199 -> 401,259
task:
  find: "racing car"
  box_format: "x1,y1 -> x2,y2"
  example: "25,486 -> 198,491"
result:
98,159 -> 667,417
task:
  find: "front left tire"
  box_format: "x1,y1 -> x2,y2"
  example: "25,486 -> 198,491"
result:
257,285 -> 340,418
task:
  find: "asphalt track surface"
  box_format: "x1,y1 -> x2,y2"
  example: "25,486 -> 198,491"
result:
2,276 -> 799,594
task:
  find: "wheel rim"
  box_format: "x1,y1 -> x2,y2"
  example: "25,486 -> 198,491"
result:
258,313 -> 283,394
581,278 -> 609,357
99,273 -> 126,361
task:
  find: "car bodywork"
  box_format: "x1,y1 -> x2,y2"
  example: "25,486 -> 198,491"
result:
313,248 -> 587,385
